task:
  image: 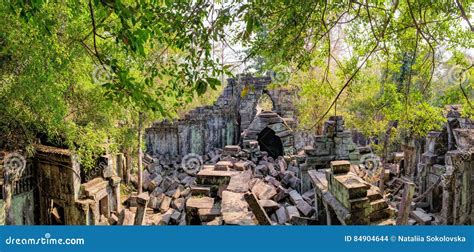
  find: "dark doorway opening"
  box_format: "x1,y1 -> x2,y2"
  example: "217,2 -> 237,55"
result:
257,127 -> 283,158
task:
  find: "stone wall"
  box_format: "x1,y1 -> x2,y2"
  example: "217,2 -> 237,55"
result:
146,75 -> 299,160
35,145 -> 121,225
415,105 -> 474,224
0,157 -> 37,225
36,145 -> 83,225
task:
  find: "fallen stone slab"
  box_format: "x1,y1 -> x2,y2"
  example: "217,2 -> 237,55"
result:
215,161 -> 234,171
244,192 -> 271,225
180,187 -> 191,197
148,213 -> 163,225
290,216 -> 316,225
196,169 -> 239,185
302,190 -> 315,202
186,196 -> 215,210
148,174 -> 163,191
108,213 -> 119,225
251,180 -> 277,200
410,209 -> 432,225
161,209 -> 174,225
205,216 -> 223,225
198,207 -> 221,222
190,185 -> 211,196
221,191 -> 248,213
222,212 -> 256,225
264,176 -> 281,188
233,160 -> 252,171
148,195 -> 164,210
258,199 -> 280,211
170,210 -> 181,224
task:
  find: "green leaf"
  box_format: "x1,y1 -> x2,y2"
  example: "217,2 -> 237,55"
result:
206,77 -> 221,90
196,79 -> 207,95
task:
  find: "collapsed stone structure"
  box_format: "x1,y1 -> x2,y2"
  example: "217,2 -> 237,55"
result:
142,75 -> 473,226
145,75 -> 297,160
0,75 -> 472,226
0,145 -> 124,225
412,105 -> 473,225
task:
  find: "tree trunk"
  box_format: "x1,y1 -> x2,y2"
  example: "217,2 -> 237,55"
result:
4,175 -> 14,225
123,148 -> 131,185
137,112 -> 143,194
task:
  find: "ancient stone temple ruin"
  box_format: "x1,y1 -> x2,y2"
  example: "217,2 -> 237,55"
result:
139,76 -> 473,226
0,145 -> 124,225
145,75 -> 297,159
0,76 -> 472,226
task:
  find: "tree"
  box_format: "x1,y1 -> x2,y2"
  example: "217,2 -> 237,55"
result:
237,0 -> 473,131
0,0 -> 235,176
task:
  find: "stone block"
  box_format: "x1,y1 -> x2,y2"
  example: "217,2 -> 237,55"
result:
244,192 -> 271,225
288,190 -> 303,205
190,186 -> 211,196
273,186 -> 289,202
370,199 -> 388,212
215,161 -> 234,171
327,171 -> 369,207
160,196 -> 172,213
234,160 -> 252,171
296,200 -> 315,217
251,180 -> 277,200
186,196 -> 215,210
275,206 -> 288,224
171,198 -> 186,211
286,206 -> 300,220
258,199 -> 280,211
198,207 -> 221,222
148,195 -> 163,210
227,170 -> 252,193
330,160 -> 351,174
222,145 -> 241,156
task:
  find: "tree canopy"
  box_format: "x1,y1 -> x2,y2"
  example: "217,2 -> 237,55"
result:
0,0 -> 472,165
